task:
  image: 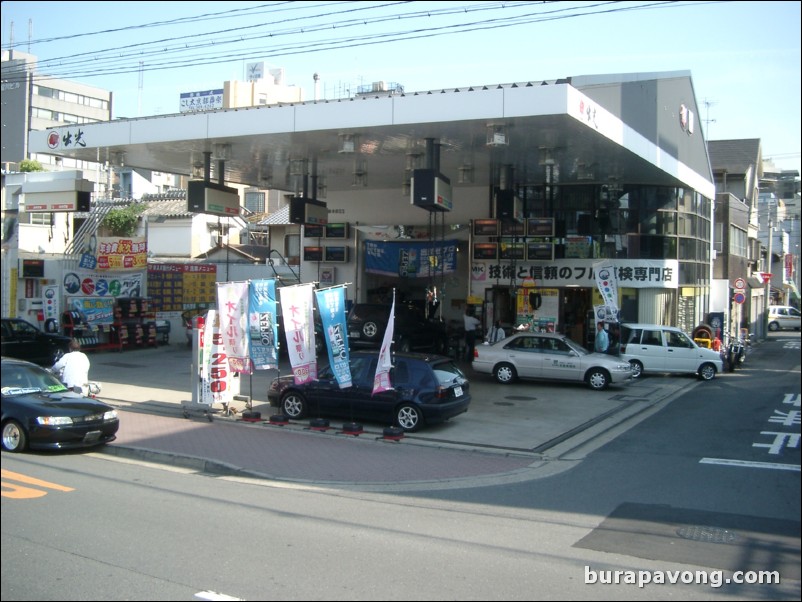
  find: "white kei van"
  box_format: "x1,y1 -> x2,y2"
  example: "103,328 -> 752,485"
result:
619,323 -> 723,380
767,306 -> 801,331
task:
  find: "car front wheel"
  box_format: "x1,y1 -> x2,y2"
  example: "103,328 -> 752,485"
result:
587,369 -> 610,390
2,420 -> 28,453
698,362 -> 717,381
629,359 -> 644,378
395,404 -> 423,432
493,362 -> 517,384
281,392 -> 308,419
768,321 -> 780,332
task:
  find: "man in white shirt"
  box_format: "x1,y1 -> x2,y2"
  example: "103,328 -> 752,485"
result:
486,320 -> 506,344
463,308 -> 482,361
52,339 -> 91,394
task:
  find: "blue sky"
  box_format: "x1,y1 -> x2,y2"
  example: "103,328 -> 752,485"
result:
2,1 -> 800,173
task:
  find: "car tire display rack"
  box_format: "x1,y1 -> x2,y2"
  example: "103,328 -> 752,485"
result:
61,297 -> 158,352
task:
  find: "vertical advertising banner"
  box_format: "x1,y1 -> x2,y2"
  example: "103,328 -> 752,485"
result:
279,284 -> 317,384
197,310 -> 238,406
42,284 -> 60,325
315,286 -> 352,389
373,293 -> 395,395
249,279 -> 279,370
593,260 -> 619,320
216,281 -> 252,374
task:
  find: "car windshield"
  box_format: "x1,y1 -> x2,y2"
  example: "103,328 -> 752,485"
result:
562,337 -> 589,355
1,362 -> 68,396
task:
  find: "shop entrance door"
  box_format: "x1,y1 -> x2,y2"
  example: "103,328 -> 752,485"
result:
484,286 -> 515,332
561,287 -> 592,347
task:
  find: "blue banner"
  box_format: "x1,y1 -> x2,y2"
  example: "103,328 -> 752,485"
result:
364,239 -> 458,278
315,286 -> 352,389
248,279 -> 279,370
67,296 -> 115,326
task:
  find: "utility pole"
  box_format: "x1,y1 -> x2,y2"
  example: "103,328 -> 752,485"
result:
138,61 -> 144,117
765,216 -> 773,339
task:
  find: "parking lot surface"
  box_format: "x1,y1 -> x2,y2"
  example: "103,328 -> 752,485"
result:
88,344 -> 701,490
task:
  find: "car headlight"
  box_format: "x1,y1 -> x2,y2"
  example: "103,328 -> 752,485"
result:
617,363 -> 632,371
104,410 -> 118,421
36,416 -> 74,426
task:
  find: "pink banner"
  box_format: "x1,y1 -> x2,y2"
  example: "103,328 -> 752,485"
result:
279,284 -> 317,384
216,281 -> 252,374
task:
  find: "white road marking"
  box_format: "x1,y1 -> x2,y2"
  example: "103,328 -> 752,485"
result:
194,591 -> 244,601
699,457 -> 800,472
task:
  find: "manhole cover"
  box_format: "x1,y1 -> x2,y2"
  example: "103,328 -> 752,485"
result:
676,525 -> 740,544
505,395 -> 537,401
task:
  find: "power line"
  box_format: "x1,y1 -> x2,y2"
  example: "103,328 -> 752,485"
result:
3,1 -> 691,83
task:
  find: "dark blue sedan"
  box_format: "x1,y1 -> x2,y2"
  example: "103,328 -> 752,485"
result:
268,350 -> 470,432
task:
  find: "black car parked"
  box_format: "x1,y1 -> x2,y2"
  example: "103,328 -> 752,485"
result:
346,302 -> 448,353
1,356 -> 119,452
1,318 -> 72,367
267,350 -> 470,432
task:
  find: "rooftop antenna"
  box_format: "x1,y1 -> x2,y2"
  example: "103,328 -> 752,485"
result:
703,98 -> 717,138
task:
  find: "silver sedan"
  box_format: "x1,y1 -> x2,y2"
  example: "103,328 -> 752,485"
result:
471,331 -> 633,391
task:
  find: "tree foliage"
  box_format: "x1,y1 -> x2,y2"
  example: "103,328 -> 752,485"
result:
19,159 -> 45,172
102,203 -> 146,237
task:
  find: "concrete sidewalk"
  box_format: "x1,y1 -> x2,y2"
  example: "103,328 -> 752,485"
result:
88,344 -> 699,490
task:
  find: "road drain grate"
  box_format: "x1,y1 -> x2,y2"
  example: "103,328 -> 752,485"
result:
676,525 -> 740,544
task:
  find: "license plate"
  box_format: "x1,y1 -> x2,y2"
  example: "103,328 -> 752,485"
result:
453,386 -> 463,397
83,430 -> 101,443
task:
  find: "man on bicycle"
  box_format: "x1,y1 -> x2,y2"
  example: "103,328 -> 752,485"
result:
52,338 -> 91,395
